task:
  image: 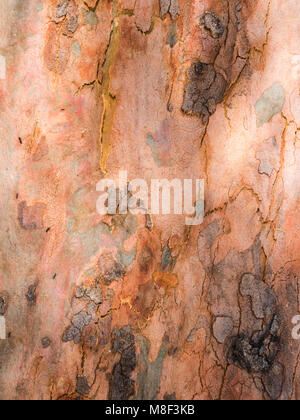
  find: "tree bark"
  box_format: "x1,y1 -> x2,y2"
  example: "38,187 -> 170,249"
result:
0,0 -> 300,400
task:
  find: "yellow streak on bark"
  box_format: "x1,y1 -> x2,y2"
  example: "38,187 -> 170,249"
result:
99,18 -> 119,174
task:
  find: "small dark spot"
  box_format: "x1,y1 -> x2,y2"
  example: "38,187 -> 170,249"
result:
41,337 -> 51,349
164,392 -> 177,400
8,332 -> 11,339
76,376 -> 90,396
168,346 -> 178,356
26,285 -> 37,304
168,104 -> 174,112
194,62 -> 204,75
16,193 -> 19,200
53,273 -> 57,280
18,137 -> 22,145
46,227 -> 51,233
201,11 -> 225,39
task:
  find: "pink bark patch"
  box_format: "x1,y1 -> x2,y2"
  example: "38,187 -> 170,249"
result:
18,201 -> 46,230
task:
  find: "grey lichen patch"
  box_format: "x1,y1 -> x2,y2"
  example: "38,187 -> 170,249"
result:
182,62 -> 227,123
198,219 -> 223,271
109,326 -> 136,400
75,284 -> 102,304
62,325 -> 81,344
79,223 -> 110,260
67,15 -> 78,33
98,253 -> 126,285
255,83 -> 285,127
71,40 -> 81,56
259,162 -> 273,177
213,317 -> 233,344
160,0 -> 180,20
82,8 -> 98,29
227,315 -> 281,374
75,286 -> 85,299
53,1 -> 79,36
146,134 -> 163,167
112,214 -> 137,240
118,247 -> 137,268
76,376 -> 90,396
135,335 -> 168,400
240,274 -> 276,319
85,286 -> 102,305
55,0 -> 68,21
262,362 -> 284,400
201,11 -> 225,39
72,311 -> 92,331
166,22 -> 178,48
235,2 -> 243,31
62,308 -> 93,345
87,301 -> 98,315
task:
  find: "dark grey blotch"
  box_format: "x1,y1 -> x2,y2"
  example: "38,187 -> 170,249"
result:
227,315 -> 281,374
41,337 -> 51,349
182,62 -> 227,123
76,376 -> 90,395
62,325 -> 82,344
26,285 -> 37,304
0,297 -> 6,315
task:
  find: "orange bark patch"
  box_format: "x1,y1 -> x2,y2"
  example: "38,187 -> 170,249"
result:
152,271 -> 179,295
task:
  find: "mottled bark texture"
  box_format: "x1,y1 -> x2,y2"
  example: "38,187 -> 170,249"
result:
0,0 -> 300,401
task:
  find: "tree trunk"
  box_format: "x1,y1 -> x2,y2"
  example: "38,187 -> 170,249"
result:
0,0 -> 300,401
